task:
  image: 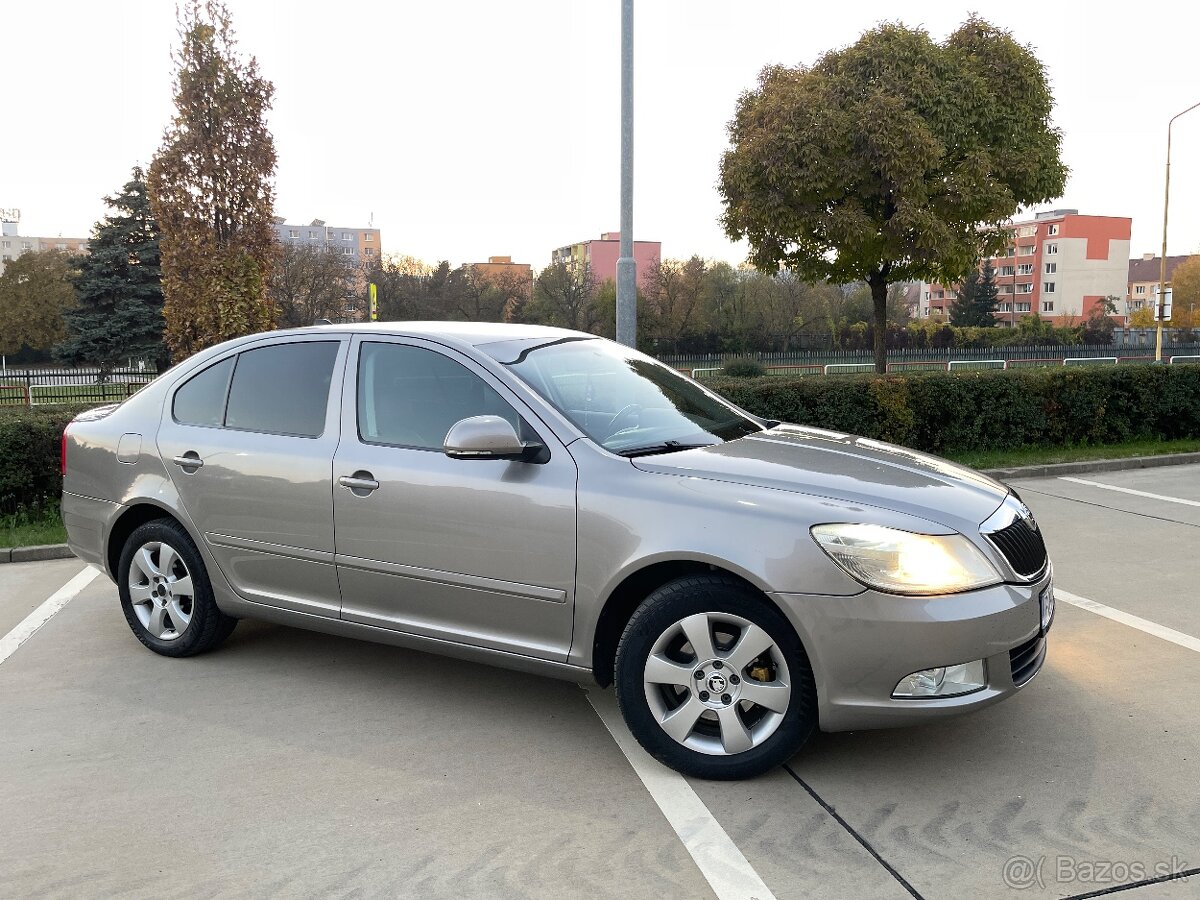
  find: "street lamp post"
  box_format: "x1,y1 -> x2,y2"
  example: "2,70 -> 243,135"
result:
615,0 -> 636,348
1155,99 -> 1200,363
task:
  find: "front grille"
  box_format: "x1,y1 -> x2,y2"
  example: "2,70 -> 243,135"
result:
1009,634 -> 1047,687
987,516 -> 1048,577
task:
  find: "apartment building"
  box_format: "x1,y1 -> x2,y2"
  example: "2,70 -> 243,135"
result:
1128,253 -> 1190,316
917,210 -> 1132,325
470,255 -> 532,285
1,213 -> 89,276
271,218 -> 382,265
551,231 -> 660,290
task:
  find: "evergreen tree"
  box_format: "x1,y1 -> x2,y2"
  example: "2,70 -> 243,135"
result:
949,261 -> 999,327
56,168 -> 166,373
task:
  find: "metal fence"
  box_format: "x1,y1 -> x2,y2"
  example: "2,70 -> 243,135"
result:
659,343 -> 1200,377
0,366 -> 159,407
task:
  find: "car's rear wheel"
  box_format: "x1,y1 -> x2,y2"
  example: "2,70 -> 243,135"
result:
117,519 -> 236,657
614,574 -> 817,780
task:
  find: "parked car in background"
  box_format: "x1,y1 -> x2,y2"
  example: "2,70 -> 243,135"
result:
62,323 -> 1053,779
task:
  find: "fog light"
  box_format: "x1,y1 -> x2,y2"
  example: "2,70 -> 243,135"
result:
893,660 -> 986,698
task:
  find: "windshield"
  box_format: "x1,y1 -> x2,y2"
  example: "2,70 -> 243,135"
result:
486,338 -> 763,455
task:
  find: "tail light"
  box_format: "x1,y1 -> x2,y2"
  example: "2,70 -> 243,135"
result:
61,428 -> 69,475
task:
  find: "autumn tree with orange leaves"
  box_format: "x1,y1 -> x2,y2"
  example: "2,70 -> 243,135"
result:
148,0 -> 278,360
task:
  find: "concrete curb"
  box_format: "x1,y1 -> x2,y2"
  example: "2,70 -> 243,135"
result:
0,544 -> 76,564
983,451 -> 1200,481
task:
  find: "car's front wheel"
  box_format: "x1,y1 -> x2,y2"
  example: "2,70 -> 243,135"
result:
614,574 -> 817,780
117,519 -> 237,657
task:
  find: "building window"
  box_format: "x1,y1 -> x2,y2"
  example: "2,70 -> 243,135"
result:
364,233 -> 374,242
21,241 -> 32,250
363,248 -> 374,257
310,231 -> 319,240
1000,266 -> 1015,276
342,233 -> 352,241
1043,301 -> 1054,313
1017,302 -> 1032,313
342,247 -> 354,255
1017,264 -> 1034,275
1047,224 -> 1059,236
1017,283 -> 1034,294
1016,225 -> 1036,237
998,302 -> 1012,312
1,241 -> 9,248
1018,244 -> 1034,256
934,290 -> 944,300
1135,285 -> 1146,294
1045,243 -> 1058,255
1044,262 -> 1056,274
289,229 -> 300,238
1044,282 -> 1055,293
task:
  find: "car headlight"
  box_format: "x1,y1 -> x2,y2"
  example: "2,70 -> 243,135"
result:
811,523 -> 1001,595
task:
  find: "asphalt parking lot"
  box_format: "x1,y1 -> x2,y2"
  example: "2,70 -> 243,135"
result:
2,465 -> 1199,899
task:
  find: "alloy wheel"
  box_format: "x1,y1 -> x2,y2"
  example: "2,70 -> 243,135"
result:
643,611 -> 791,756
128,541 -> 195,641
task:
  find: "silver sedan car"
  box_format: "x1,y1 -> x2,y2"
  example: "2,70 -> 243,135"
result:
63,323 -> 1053,779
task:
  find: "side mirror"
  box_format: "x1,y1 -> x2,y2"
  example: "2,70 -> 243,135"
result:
443,415 -> 545,462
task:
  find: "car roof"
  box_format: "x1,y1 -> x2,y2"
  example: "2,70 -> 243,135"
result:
283,321 -> 591,349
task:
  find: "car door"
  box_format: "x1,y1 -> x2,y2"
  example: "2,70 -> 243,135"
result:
332,336 -> 578,661
156,336 -> 348,618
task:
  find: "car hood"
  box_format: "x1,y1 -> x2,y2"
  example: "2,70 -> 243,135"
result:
631,424 -> 1009,530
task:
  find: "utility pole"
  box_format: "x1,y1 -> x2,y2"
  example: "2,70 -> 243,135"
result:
615,0 -> 636,348
1156,100 -> 1200,363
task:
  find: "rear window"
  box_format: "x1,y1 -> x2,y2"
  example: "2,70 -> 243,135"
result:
172,357 -> 234,427
225,342 -> 339,437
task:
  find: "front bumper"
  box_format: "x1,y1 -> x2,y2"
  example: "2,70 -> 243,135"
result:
771,566 -> 1052,732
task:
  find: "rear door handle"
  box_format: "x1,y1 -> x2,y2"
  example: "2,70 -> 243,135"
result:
339,473 -> 380,493
172,453 -> 204,471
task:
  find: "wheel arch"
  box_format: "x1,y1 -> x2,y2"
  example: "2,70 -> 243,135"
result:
590,558 -> 799,688
105,501 -> 191,580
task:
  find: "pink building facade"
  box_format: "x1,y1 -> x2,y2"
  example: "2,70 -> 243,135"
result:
552,232 -> 661,291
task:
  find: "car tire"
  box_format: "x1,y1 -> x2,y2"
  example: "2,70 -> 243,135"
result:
117,519 -> 237,657
614,574 -> 817,780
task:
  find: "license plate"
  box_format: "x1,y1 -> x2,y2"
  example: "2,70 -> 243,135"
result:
1040,581 -> 1055,634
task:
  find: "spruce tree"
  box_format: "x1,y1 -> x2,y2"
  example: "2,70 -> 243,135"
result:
57,168 -> 167,373
949,261 -> 999,327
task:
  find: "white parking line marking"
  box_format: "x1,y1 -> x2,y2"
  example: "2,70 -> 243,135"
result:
1059,476 -> 1200,508
587,688 -> 777,900
1057,589 -> 1200,654
0,565 -> 100,667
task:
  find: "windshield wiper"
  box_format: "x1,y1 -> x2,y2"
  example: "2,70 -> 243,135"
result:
616,440 -> 716,458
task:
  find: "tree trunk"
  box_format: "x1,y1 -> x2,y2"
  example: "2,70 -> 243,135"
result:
868,272 -> 889,373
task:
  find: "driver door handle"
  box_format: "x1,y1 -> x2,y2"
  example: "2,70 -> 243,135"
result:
339,473 -> 380,493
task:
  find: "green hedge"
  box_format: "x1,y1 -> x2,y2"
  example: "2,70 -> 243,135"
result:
0,405 -> 89,516
711,365 -> 1200,455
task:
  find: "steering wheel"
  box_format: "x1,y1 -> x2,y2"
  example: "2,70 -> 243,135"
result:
607,403 -> 642,436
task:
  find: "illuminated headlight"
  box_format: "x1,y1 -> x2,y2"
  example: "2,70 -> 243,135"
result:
810,523 -> 1001,595
893,660 -> 987,698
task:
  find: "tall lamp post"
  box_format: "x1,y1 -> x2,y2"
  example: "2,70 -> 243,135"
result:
1155,99 -> 1200,363
615,0 -> 636,348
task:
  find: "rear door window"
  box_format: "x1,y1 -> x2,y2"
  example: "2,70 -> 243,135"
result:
225,342 -> 340,437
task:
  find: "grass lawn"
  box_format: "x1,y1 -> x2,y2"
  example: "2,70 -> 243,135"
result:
1,508 -> 67,549
945,438 -> 1200,471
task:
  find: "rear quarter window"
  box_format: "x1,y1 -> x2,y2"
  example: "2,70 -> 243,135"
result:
172,356 -> 235,427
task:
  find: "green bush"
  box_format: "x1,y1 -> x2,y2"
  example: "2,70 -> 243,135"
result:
722,357 -> 766,378
0,405 -> 89,516
712,365 -> 1200,455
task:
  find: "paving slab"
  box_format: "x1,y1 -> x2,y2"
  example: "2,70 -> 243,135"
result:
1012,486 -> 1200,637
0,575 -> 714,899
786,602 -> 1200,900
0,558 -> 90,638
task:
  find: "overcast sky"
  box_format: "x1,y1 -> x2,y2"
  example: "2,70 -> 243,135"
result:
5,1 -> 1200,270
